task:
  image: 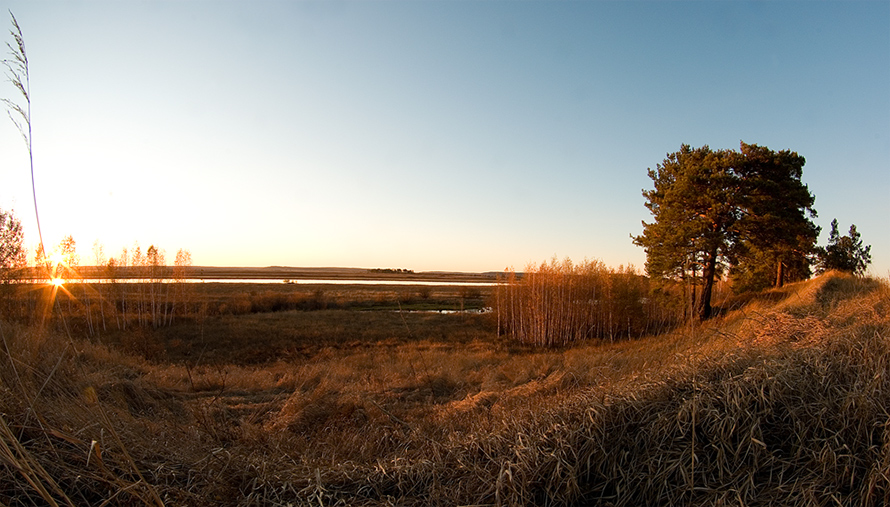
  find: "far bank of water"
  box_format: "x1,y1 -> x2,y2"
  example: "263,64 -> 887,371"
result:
23,278 -> 496,287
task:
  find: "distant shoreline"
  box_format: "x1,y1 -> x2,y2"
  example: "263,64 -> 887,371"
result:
19,265 -> 503,283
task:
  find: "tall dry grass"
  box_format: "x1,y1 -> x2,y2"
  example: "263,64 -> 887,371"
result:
0,320 -> 169,506
0,271 -> 888,505
493,258 -> 682,346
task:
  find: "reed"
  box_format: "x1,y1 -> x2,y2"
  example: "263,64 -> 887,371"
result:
493,258 -> 682,347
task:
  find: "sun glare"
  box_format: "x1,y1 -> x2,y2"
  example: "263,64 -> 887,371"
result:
49,251 -> 66,266
51,277 -> 64,287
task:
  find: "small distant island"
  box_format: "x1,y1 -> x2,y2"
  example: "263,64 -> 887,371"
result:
368,267 -> 415,274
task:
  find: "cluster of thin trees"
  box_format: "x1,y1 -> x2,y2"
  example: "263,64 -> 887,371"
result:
493,258 -> 682,347
96,243 -> 194,331
26,238 -> 195,334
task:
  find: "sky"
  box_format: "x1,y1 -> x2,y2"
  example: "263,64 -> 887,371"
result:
0,1 -> 887,274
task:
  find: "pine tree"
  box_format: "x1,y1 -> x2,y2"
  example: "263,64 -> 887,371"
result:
634,145 -> 739,320
636,142 -> 822,317
732,142 -> 819,290
816,219 -> 872,275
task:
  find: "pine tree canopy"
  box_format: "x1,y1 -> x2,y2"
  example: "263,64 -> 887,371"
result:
634,142 -> 820,320
816,219 -> 872,276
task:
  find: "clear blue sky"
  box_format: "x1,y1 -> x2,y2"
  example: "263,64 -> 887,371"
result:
0,1 -> 887,274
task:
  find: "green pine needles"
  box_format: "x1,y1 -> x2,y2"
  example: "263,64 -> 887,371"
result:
635,142 -> 820,320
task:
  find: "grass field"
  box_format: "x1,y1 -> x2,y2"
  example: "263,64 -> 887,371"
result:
1,272 -> 888,505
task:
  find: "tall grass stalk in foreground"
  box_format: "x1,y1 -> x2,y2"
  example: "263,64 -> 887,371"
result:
2,12 -> 46,267
2,12 -> 60,329
0,13 -> 165,506
0,12 -> 81,506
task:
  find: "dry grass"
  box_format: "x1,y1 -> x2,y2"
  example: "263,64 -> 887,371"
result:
1,272 -> 889,505
2,280 -> 490,340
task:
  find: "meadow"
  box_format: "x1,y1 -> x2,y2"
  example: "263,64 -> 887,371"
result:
1,272 -> 889,505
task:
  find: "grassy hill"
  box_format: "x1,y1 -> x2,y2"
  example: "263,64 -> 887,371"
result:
1,271 -> 888,505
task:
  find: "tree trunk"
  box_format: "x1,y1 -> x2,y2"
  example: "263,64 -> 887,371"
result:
698,248 -> 718,321
775,259 -> 785,288
686,263 -> 697,322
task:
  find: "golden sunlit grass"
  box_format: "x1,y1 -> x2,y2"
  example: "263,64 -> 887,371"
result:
1,271 -> 888,505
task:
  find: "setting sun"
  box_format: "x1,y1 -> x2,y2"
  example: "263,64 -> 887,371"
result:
48,251 -> 67,269
51,277 -> 64,287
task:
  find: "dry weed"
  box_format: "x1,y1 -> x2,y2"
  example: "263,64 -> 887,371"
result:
1,272 -> 888,505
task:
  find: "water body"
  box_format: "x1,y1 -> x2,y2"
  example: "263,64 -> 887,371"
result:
25,278 -> 496,287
